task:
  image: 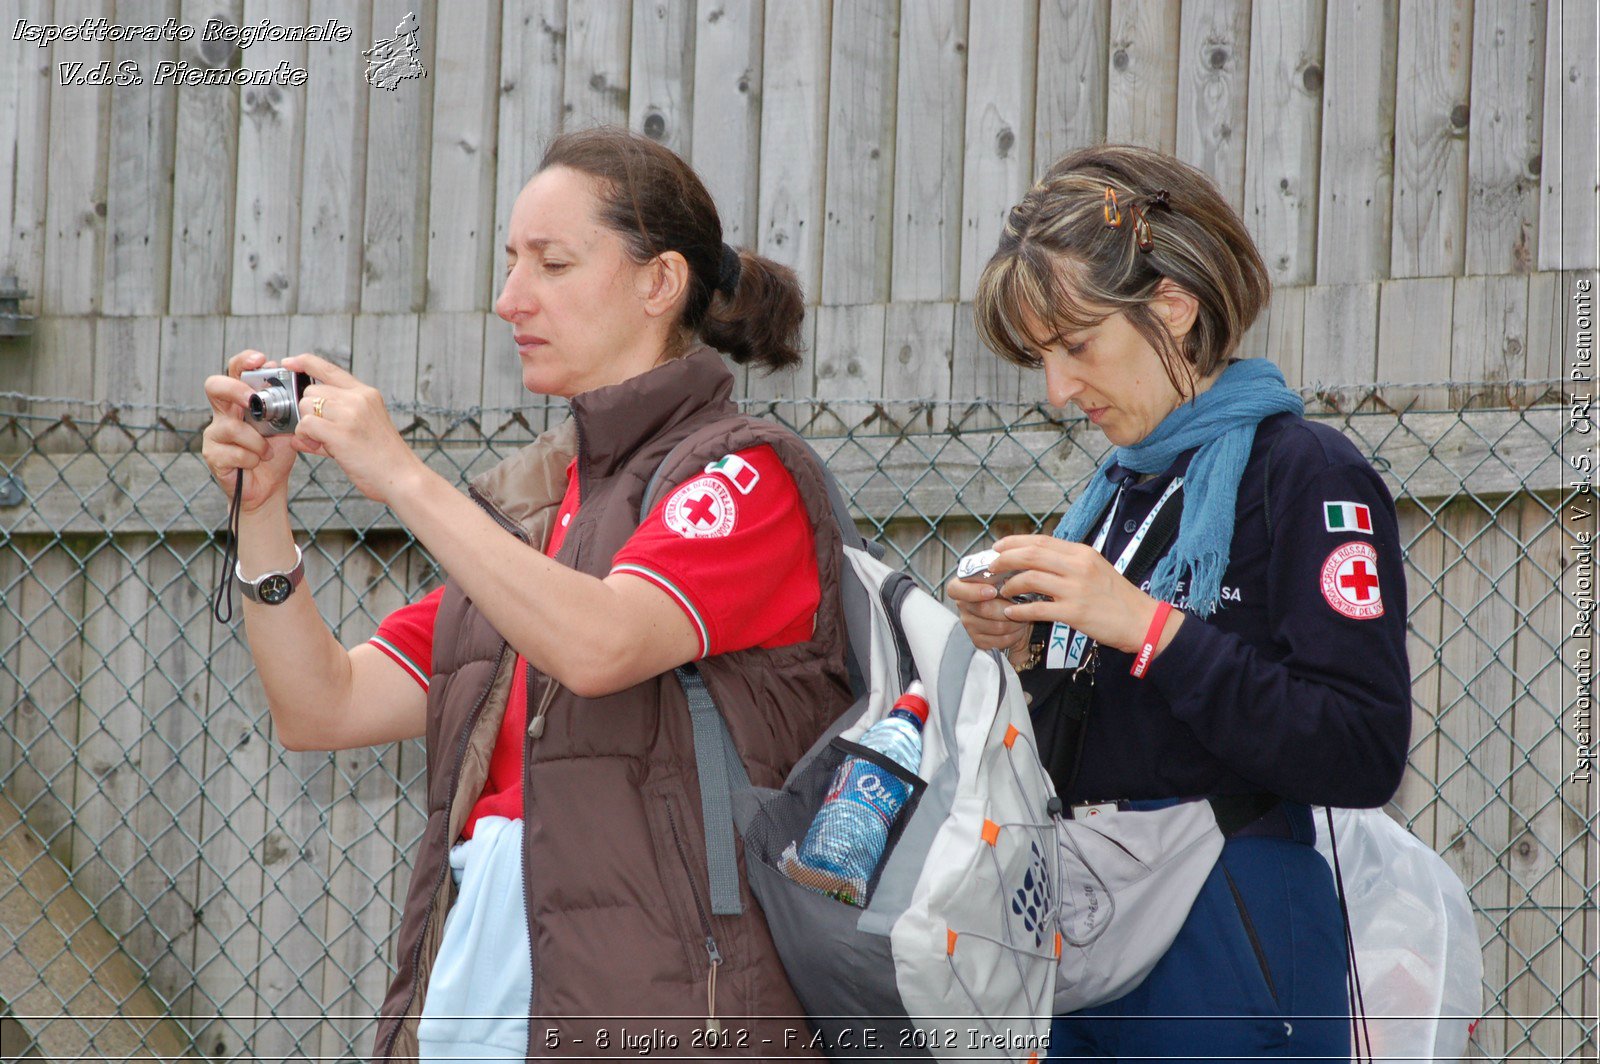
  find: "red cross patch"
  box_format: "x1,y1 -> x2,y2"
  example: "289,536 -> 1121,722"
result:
1320,542 -> 1384,619
662,475 -> 737,539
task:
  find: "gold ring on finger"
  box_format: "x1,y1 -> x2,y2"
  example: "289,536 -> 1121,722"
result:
312,396 -> 327,418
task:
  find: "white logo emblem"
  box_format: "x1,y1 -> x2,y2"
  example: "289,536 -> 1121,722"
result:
364,11 -> 427,90
1320,542 -> 1383,619
663,476 -> 737,539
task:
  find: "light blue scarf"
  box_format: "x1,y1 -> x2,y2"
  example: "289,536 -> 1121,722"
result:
1052,358 -> 1303,617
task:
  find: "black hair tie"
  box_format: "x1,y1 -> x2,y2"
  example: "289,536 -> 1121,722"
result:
716,243 -> 742,295
1150,189 -> 1172,210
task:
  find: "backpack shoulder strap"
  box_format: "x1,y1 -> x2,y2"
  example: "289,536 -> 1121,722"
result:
1262,424 -> 1287,541
641,421 -> 758,917
643,417 -> 865,917
676,664 -> 751,915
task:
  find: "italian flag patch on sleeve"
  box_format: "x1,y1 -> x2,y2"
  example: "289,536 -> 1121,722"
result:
704,454 -> 760,495
1324,501 -> 1373,534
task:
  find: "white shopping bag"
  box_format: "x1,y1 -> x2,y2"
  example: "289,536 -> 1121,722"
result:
1315,807 -> 1483,1063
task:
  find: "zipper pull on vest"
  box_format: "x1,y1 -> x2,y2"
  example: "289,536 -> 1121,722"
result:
704,935 -> 723,1035
528,676 -> 559,742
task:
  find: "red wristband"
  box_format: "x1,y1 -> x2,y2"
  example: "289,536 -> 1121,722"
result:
1130,601 -> 1174,679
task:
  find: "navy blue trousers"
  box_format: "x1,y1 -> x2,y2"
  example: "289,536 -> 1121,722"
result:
1048,834 -> 1351,1062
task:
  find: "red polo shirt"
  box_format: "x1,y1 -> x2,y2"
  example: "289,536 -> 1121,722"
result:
369,445 -> 820,838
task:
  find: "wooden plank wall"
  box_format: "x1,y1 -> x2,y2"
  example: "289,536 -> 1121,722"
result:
0,0 -> 1594,1058
2,0 -> 1592,338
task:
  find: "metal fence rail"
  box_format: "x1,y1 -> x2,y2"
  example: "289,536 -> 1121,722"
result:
0,387 -> 1593,1061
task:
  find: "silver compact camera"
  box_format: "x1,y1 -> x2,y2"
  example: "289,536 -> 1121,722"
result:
240,368 -> 314,436
955,549 -> 1048,604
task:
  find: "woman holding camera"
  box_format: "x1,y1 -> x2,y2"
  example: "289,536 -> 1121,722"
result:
202,128 -> 849,1060
945,146 -> 1411,1059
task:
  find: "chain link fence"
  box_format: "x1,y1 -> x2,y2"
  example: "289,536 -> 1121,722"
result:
0,385 -> 1593,1061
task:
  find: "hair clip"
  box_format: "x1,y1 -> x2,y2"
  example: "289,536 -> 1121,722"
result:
1102,186 -> 1123,228
1130,205 -> 1154,252
1150,189 -> 1171,210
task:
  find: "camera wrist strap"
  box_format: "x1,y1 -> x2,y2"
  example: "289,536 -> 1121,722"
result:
211,473 -> 244,624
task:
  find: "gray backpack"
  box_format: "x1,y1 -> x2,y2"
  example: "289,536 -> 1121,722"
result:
644,444 -> 1061,1060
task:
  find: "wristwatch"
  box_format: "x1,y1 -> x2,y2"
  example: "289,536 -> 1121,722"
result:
235,545 -> 305,605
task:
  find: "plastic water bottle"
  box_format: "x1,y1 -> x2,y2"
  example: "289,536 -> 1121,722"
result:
780,682 -> 929,906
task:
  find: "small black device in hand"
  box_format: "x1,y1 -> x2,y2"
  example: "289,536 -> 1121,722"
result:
240,368 -> 314,436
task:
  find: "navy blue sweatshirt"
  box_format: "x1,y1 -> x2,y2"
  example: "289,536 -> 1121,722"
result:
1023,412 -> 1411,810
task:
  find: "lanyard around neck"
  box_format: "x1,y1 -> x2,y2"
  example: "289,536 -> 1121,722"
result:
1046,476 -> 1184,671
1096,477 -> 1183,577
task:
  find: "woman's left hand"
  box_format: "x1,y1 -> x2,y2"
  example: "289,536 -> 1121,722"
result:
283,353 -> 425,505
985,535 -> 1173,655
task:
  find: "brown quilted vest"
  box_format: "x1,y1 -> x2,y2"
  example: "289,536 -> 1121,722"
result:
374,348 -> 850,1060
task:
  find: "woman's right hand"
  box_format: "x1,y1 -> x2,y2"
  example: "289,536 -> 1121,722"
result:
945,572 -> 1030,660
202,350 -> 299,512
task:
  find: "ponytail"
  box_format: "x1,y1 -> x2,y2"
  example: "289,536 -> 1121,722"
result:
701,249 -> 805,371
